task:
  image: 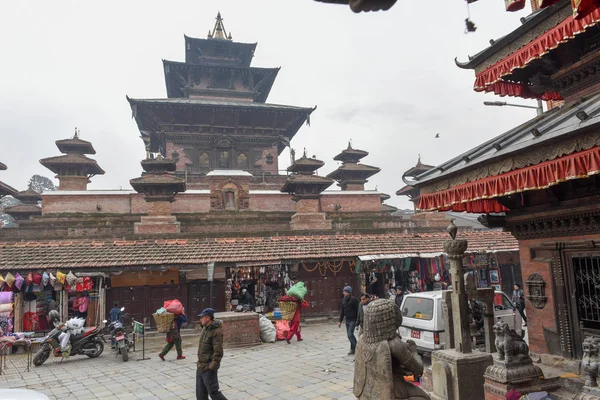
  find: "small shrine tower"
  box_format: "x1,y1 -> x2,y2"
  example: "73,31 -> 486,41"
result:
130,155 -> 186,234
39,129 -> 104,191
4,189 -> 42,220
396,156 -> 434,210
281,150 -> 333,230
327,143 -> 380,191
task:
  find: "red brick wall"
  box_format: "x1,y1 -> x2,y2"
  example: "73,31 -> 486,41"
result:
58,176 -> 88,191
296,198 -> 320,213
217,312 -> 261,347
171,194 -> 211,213
320,193 -> 382,213
519,233 -> 599,355
148,201 -> 171,216
165,142 -> 192,171
42,194 -> 134,214
249,194 -> 295,211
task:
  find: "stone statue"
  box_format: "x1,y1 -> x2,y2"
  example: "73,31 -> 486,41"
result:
353,299 -> 430,400
582,336 -> 600,387
493,319 -> 529,365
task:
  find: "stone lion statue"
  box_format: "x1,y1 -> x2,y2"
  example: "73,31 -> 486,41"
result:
493,319 -> 529,365
353,299 -> 430,400
582,336 -> 600,387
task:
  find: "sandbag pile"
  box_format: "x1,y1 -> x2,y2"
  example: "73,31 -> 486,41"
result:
259,314 -> 276,343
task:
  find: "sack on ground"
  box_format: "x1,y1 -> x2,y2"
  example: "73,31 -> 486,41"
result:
275,320 -> 289,341
164,299 -> 183,315
286,282 -> 307,300
259,315 -> 276,343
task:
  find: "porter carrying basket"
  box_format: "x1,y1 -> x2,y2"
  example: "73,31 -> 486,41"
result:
278,301 -> 298,320
153,313 -> 175,333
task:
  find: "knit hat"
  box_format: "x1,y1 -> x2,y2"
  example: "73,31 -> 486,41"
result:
343,286 -> 352,294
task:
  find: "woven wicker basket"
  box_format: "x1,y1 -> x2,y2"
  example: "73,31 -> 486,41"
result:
278,301 -> 298,320
153,313 -> 175,333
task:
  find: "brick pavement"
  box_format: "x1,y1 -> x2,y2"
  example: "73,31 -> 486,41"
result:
0,322 -> 357,400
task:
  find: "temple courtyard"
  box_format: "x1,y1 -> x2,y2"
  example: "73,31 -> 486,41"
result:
0,322 -> 365,400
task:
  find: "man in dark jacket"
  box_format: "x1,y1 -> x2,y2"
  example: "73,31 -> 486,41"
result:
394,287 -> 404,310
196,308 -> 228,400
355,293 -> 371,336
338,286 -> 359,355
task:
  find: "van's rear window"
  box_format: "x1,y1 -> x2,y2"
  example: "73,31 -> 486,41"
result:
402,297 -> 434,321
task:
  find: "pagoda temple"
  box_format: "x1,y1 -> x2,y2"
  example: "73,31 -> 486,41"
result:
127,12 -> 315,191
395,156 -> 434,210
39,129 -> 104,191
327,142 -> 380,191
4,189 -> 42,221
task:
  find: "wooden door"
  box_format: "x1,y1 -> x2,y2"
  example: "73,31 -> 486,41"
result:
107,286 -> 146,325
187,280 -> 224,319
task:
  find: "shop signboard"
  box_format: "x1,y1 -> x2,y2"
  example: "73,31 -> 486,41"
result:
208,262 -> 215,282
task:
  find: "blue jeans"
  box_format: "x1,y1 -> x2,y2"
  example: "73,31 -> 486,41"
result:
346,320 -> 357,352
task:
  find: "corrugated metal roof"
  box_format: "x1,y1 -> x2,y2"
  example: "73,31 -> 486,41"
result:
415,93 -> 600,185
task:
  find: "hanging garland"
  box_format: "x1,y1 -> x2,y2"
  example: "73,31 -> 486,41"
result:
301,261 -> 344,277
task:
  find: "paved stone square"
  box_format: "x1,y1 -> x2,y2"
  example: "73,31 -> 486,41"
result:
0,322 -> 358,400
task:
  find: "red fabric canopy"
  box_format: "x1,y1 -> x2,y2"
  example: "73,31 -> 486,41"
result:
473,8 -> 600,99
417,146 -> 600,213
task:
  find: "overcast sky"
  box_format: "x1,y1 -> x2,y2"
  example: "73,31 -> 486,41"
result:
0,0 -> 539,209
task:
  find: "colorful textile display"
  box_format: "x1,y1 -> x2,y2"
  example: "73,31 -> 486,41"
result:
42,272 -> 49,287
286,282 -> 307,300
14,274 -> 24,290
0,293 -> 13,304
49,273 -> 56,286
4,273 -> 15,288
56,271 -> 66,285
66,271 -> 77,286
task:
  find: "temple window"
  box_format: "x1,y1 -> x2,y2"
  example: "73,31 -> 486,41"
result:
199,152 -> 210,168
573,256 -> 600,331
236,153 -> 248,170
223,191 -> 235,210
218,151 -> 230,168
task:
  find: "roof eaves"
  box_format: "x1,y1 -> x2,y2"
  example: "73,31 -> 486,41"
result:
454,1 -> 566,70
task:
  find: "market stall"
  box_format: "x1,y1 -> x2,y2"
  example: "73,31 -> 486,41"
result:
225,264 -> 293,313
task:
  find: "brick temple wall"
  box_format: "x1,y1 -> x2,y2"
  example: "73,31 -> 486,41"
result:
320,192 -> 382,213
216,312 -> 261,347
519,233 -> 599,355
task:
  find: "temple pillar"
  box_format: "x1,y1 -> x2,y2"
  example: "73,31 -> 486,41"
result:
431,227 -> 493,400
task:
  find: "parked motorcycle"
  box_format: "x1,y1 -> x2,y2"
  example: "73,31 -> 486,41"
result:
104,308 -> 132,362
33,314 -> 104,367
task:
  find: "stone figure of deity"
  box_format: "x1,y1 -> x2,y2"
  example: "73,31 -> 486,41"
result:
353,299 -> 430,400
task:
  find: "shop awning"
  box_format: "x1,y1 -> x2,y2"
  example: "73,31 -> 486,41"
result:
473,8 -> 600,99
358,248 -> 519,261
417,146 -> 600,213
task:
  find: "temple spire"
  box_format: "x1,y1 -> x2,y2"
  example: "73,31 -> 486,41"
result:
207,12 -> 232,40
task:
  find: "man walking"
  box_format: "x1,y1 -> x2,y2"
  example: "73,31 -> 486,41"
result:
512,284 -> 527,326
355,293 -> 371,336
394,287 -> 404,310
197,308 -> 228,400
338,286 -> 359,355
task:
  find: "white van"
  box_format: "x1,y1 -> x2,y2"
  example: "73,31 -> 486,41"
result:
397,290 -> 522,355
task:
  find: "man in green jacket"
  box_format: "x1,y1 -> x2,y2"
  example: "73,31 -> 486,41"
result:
196,308 -> 228,400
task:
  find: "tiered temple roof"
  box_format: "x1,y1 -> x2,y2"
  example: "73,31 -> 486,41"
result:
327,143 -> 380,190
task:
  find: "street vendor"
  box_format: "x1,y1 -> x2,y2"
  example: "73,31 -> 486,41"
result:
285,297 -> 309,344
240,288 -> 254,310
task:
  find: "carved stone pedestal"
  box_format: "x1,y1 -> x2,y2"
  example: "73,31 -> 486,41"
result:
575,387 -> 600,400
431,349 -> 493,400
134,215 -> 181,234
483,354 -> 550,400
